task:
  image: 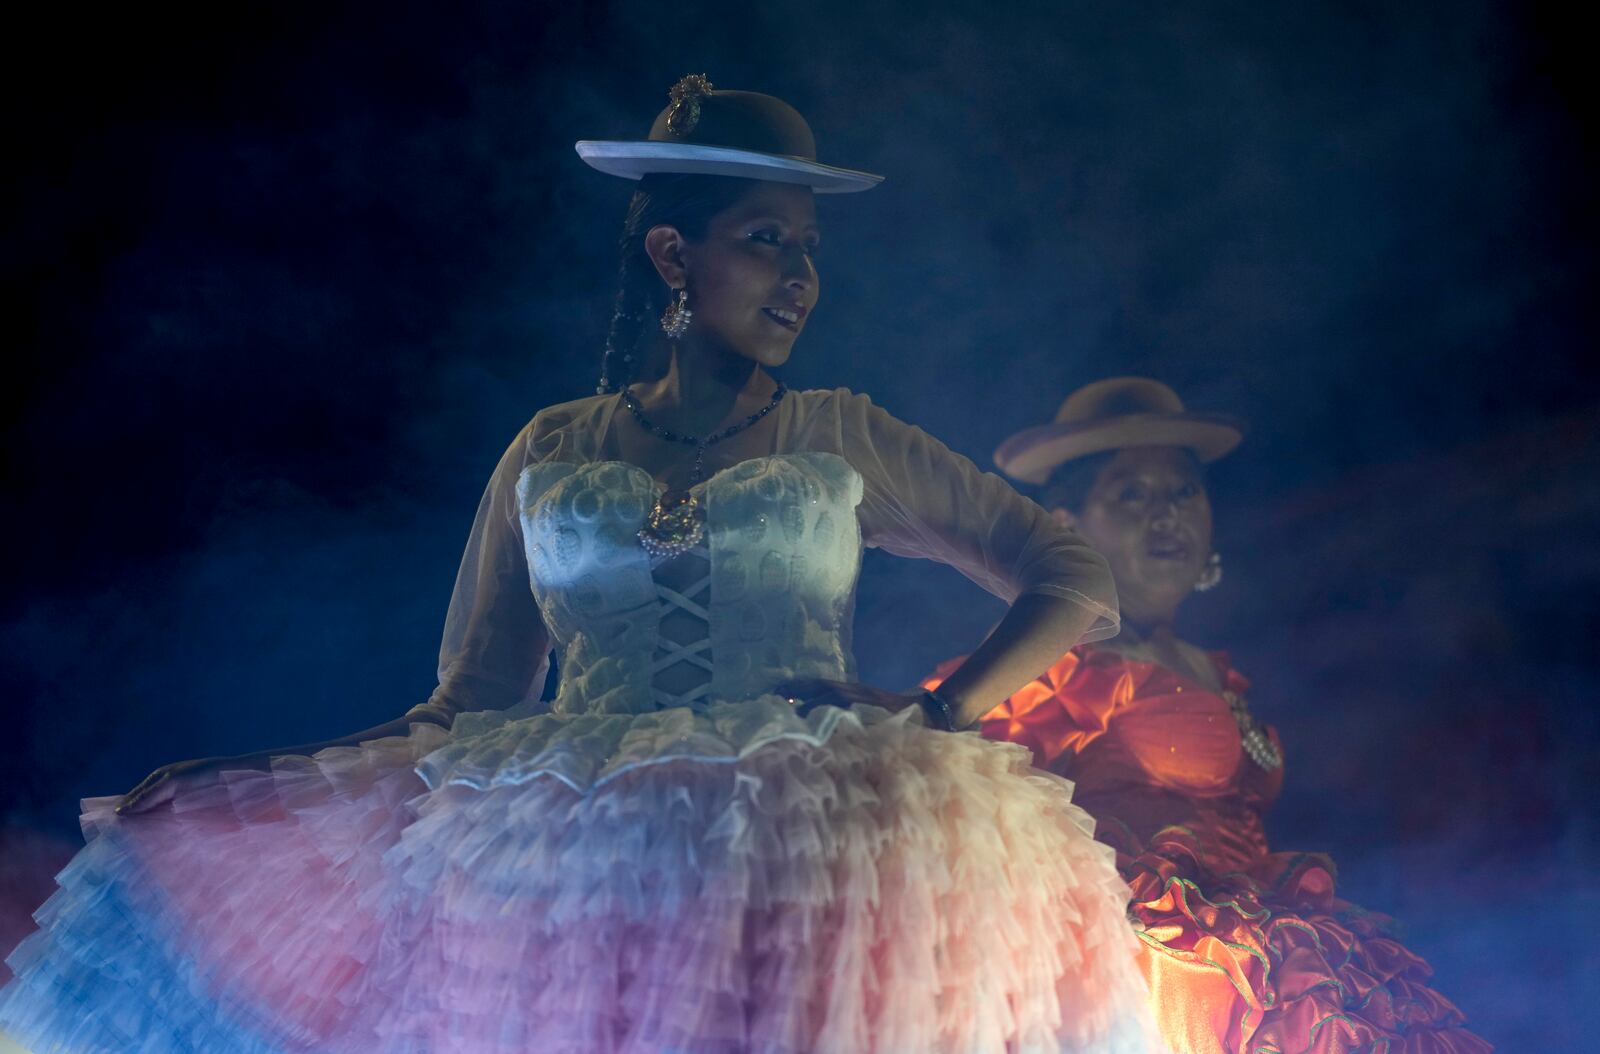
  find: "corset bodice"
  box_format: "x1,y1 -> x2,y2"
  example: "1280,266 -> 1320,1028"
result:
516,452 -> 866,716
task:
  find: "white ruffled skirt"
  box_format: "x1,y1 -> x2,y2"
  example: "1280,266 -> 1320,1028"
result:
0,700 -> 1158,1054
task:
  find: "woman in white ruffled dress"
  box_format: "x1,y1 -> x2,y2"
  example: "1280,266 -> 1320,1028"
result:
0,77 -> 1159,1054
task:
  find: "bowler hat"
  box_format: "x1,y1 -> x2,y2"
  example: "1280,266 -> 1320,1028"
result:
994,377 -> 1244,485
576,74 -> 883,193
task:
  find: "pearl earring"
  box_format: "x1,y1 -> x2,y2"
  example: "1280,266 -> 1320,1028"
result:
1194,551 -> 1223,592
660,288 -> 692,339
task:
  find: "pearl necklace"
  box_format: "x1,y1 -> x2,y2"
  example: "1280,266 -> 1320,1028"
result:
622,382 -> 788,560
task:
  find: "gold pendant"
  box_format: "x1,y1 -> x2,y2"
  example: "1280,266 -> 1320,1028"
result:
638,491 -> 704,560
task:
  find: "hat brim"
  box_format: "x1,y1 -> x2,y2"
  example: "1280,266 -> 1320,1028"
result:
995,413 -> 1245,485
575,141 -> 884,193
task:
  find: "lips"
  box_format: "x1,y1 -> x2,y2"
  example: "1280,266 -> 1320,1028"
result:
1146,535 -> 1190,559
762,305 -> 805,331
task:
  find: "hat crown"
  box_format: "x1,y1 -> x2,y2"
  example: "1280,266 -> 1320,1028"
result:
648,89 -> 818,160
1055,377 -> 1187,426
575,75 -> 880,193
995,375 -> 1242,484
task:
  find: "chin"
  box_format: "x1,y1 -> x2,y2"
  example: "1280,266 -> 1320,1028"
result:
1133,564 -> 1202,598
749,341 -> 796,369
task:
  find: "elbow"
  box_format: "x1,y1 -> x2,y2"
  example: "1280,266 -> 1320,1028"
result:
1084,549 -> 1118,616
1022,546 -> 1118,616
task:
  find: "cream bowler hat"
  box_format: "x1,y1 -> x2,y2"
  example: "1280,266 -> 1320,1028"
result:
994,377 -> 1245,485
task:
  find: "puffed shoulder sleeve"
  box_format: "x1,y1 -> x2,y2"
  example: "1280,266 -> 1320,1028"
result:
833,390 -> 1118,640
928,650 -> 1120,768
407,417 -> 554,724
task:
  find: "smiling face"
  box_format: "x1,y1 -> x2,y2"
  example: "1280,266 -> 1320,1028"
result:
1060,446 -> 1213,625
647,180 -> 820,369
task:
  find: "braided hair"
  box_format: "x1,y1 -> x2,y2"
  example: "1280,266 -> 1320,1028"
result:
596,173 -> 761,393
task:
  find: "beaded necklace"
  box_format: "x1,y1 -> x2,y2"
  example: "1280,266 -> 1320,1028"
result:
622,381 -> 788,560
1224,690 -> 1283,770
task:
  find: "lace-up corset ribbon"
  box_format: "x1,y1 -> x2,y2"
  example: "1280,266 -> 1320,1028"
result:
515,453 -> 866,717
647,541 -> 715,709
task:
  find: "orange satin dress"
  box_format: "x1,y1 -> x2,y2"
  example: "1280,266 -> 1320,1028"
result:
930,646 -> 1490,1054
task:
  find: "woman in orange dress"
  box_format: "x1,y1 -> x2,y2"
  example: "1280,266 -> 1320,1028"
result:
930,378 -> 1490,1054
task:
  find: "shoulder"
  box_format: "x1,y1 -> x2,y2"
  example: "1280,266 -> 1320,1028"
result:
789,386 -> 871,417
499,392 -> 614,461
526,392 -> 613,440
1067,642 -> 1137,678
1208,650 -> 1253,693
490,393 -> 613,506
787,386 -> 927,438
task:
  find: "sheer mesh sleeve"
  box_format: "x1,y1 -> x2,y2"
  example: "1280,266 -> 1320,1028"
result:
799,389 -> 1118,641
406,419 -> 553,723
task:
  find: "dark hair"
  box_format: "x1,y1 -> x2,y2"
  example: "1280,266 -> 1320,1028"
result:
1037,451 -> 1117,515
596,173 -> 764,393
1037,448 -> 1207,514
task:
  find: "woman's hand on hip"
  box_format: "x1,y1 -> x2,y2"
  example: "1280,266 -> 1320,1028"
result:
116,755 -> 266,815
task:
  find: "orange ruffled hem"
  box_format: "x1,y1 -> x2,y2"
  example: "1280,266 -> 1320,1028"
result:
1115,826 -> 1491,1054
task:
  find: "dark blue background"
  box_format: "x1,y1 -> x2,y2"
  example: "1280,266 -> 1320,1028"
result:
4,1 -> 1594,1047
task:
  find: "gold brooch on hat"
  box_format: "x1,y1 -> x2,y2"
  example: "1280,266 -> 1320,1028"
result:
666,74 -> 715,135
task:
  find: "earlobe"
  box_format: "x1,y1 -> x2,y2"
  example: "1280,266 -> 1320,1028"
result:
644,225 -> 689,290
1049,507 -> 1077,529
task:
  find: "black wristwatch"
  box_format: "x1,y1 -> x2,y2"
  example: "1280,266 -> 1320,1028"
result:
919,688 -> 960,732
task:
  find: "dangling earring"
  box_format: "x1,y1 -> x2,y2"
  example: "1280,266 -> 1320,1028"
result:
660,288 -> 692,340
1194,551 -> 1223,592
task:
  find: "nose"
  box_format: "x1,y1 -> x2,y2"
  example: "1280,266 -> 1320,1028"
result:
1150,498 -> 1180,530
780,244 -> 815,293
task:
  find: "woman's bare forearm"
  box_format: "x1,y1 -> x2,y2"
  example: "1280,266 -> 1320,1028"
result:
932,593 -> 1102,728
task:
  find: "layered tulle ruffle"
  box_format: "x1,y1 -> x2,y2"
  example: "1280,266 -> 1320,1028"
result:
1115,826 -> 1490,1054
0,725 -> 448,1054
2,702 -> 1158,1054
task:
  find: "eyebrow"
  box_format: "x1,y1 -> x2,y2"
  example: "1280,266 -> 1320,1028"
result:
1101,466 -> 1200,485
740,212 -> 821,234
